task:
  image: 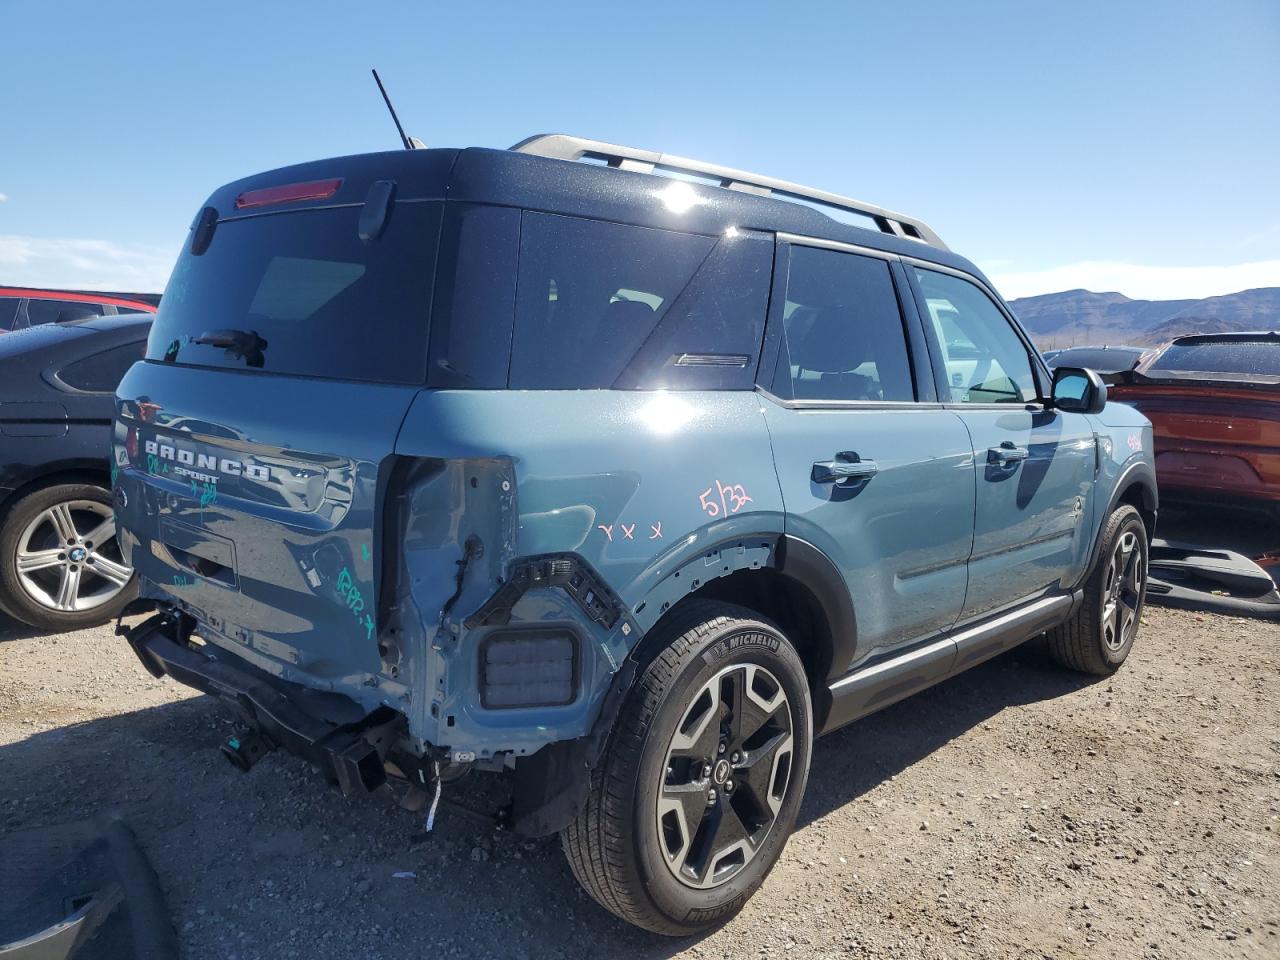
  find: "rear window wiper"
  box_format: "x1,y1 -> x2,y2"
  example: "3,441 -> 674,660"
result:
163,328 -> 269,368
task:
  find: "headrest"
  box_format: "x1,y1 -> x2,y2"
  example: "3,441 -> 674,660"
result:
787,306 -> 871,373
604,298 -> 656,325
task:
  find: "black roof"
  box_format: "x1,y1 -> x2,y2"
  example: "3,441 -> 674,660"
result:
202,145 -> 993,293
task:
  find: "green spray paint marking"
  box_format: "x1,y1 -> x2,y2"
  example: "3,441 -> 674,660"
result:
336,566 -> 376,641
361,543 -> 370,561
189,479 -> 217,508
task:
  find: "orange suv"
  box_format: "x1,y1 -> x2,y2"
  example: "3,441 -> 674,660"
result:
1110,332 -> 1279,510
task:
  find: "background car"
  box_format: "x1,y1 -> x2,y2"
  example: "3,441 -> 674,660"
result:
0,313 -> 149,629
1108,331 -> 1279,512
0,286 -> 159,333
1043,344 -> 1148,373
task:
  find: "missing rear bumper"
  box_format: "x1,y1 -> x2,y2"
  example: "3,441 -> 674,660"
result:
123,612 -> 405,794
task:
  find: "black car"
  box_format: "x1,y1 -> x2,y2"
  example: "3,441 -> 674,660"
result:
1043,344 -> 1148,374
0,314 -> 147,629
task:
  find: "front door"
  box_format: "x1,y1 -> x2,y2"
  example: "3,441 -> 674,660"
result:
910,265 -> 1096,619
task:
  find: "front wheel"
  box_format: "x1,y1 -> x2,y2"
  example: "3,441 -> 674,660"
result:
562,600 -> 813,935
1046,504 -> 1148,675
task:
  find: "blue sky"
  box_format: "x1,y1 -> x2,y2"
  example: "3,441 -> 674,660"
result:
1,0 -> 1278,300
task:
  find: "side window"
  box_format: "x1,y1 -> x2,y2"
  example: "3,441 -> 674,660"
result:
428,204 -> 520,389
616,228 -> 773,390
914,268 -> 1037,404
26,298 -> 107,326
772,245 -> 914,402
0,297 -> 22,330
509,213 -> 715,389
55,341 -> 145,392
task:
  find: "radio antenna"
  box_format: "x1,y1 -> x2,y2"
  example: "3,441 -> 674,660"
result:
372,69 -> 413,150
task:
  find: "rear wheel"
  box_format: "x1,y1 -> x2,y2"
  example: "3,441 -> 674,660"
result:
562,600 -> 812,935
1046,504 -> 1148,675
0,483 -> 136,631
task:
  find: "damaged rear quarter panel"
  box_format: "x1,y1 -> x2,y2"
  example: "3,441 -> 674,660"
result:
390,389 -> 783,757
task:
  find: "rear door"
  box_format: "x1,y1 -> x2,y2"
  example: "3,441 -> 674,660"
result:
909,264 -> 1096,618
115,195 -> 443,681
761,239 -> 974,675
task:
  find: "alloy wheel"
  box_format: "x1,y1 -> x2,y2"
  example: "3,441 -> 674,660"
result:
656,662 -> 795,889
14,499 -> 132,613
1101,529 -> 1145,652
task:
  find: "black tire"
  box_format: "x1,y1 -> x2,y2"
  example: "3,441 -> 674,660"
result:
0,482 -> 137,631
562,600 -> 813,935
1046,504 -> 1148,675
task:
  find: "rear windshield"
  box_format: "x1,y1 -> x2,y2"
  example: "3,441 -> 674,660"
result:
1150,340 -> 1280,377
147,202 -> 441,382
1049,347 -> 1144,371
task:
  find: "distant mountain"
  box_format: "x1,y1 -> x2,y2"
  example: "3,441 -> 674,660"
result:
1008,287 -> 1280,348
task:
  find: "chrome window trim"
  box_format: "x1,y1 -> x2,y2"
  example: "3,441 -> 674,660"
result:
776,232 -> 901,262
902,255 -> 1054,398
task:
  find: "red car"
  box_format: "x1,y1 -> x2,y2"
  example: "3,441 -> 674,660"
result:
0,286 -> 159,332
1109,332 -> 1280,511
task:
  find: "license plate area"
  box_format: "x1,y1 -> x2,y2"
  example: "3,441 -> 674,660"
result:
159,518 -> 238,588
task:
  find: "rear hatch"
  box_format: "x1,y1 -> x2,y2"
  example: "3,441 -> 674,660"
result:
114,151 -> 454,685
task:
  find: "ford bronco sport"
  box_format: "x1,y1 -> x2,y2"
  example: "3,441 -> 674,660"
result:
114,135 -> 1157,935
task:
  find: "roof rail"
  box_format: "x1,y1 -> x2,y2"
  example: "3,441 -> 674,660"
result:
510,134 -> 947,250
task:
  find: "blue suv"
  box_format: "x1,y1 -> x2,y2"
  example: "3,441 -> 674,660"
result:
114,135 -> 1156,934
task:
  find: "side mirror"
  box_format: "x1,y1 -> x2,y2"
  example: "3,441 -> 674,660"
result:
1051,366 -> 1107,414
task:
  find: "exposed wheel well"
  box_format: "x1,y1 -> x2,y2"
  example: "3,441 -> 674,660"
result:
646,568 -> 836,727
1116,481 -> 1157,541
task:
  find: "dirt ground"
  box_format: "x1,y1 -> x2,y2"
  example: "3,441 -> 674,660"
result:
1,605 -> 1277,960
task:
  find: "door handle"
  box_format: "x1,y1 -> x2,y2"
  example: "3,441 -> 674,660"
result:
812,452 -> 879,486
987,441 -> 1029,466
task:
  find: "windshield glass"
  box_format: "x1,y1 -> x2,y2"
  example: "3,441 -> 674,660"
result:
1150,340 -> 1280,377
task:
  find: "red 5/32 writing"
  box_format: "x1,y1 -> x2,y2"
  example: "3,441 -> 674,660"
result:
699,481 -> 752,518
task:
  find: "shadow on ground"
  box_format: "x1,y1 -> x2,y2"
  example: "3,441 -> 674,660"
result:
0,611 -> 51,643
1158,502 -> 1279,585
0,640 -> 1098,960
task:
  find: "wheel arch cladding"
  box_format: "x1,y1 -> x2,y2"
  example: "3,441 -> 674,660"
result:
508,533 -> 853,836
1104,461 -> 1158,550
1115,473 -> 1158,540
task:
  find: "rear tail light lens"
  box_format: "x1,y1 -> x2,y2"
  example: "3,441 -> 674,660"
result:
125,425 -> 139,459
234,178 -> 343,210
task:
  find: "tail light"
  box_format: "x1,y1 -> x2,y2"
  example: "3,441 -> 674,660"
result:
125,425 -> 139,460
235,178 -> 343,210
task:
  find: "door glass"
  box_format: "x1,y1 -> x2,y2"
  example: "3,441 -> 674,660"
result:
25,299 -> 107,326
773,246 -> 914,402
0,297 -> 21,330
914,268 -> 1037,404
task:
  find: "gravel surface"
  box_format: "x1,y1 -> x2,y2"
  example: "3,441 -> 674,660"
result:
1,605 -> 1277,959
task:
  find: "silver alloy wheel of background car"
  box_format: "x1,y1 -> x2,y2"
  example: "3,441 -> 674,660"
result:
1102,529 -> 1145,652
656,662 -> 795,890
14,499 -> 132,613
